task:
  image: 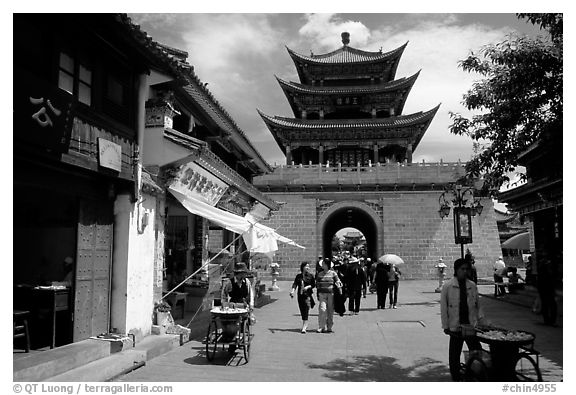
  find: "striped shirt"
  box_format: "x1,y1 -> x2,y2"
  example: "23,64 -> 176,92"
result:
316,269 -> 341,294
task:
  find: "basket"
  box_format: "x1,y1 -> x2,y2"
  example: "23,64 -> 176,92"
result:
476,328 -> 535,347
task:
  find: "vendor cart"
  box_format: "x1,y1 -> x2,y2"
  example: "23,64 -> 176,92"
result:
205,302 -> 253,362
462,325 -> 542,381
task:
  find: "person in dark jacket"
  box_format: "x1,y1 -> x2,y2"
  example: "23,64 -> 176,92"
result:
290,261 -> 316,333
374,261 -> 389,309
536,250 -> 557,326
221,262 -> 254,308
346,257 -> 367,315
465,249 -> 478,284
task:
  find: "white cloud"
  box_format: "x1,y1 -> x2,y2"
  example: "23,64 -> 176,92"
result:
298,13 -> 371,50
181,14 -> 280,73
131,13 -> 531,166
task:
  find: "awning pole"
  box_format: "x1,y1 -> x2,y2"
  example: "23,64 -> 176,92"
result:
161,232 -> 244,301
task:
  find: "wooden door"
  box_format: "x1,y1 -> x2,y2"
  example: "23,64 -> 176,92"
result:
73,199 -> 113,341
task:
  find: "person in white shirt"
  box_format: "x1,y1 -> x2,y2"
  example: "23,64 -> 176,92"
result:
493,256 -> 507,297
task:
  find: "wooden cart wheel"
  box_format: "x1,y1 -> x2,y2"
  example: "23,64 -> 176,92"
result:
205,320 -> 218,362
515,354 -> 543,381
242,318 -> 251,362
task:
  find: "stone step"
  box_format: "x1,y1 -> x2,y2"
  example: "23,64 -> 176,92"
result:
43,334 -> 181,382
44,350 -> 146,382
14,339 -> 112,382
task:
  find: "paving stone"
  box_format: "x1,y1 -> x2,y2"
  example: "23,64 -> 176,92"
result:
114,280 -> 562,382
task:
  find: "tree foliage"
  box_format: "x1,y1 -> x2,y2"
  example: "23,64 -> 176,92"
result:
449,14 -> 562,194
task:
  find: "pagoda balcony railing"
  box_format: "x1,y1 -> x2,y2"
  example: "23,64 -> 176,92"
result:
253,160 -> 467,187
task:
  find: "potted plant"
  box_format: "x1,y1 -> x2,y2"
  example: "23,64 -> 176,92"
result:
154,300 -> 172,327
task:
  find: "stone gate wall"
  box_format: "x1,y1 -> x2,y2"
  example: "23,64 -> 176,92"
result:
255,191 -> 501,281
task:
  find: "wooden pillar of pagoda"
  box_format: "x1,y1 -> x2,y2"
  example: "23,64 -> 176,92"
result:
319,145 -> 324,164
406,144 -> 413,163
373,144 -> 379,164
286,144 -> 292,165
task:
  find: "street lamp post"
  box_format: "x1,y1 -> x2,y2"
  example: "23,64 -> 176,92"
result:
438,184 -> 484,259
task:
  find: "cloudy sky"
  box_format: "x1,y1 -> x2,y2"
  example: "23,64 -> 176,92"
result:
129,13 -> 545,167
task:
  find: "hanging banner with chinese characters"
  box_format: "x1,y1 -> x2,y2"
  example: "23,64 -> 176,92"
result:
13,69 -> 75,154
167,162 -> 229,206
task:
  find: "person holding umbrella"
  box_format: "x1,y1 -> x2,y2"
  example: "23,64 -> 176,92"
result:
379,254 -> 404,309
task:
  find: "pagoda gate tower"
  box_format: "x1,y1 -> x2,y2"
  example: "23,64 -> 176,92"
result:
253,33 -> 501,280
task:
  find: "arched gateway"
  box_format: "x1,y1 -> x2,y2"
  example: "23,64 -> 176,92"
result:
252,32 -> 501,280
318,201 -> 382,260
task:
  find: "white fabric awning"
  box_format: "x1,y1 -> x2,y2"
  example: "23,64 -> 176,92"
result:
169,187 -> 304,253
169,188 -> 249,233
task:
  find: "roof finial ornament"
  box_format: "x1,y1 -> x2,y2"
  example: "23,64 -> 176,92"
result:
341,32 -> 350,46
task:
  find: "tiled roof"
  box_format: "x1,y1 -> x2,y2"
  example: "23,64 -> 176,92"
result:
141,170 -> 164,195
258,104 -> 440,130
494,208 -> 518,223
286,42 -> 408,64
120,14 -> 272,174
276,71 -> 420,95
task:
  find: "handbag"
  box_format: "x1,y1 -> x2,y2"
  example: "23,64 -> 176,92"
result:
369,282 -> 377,293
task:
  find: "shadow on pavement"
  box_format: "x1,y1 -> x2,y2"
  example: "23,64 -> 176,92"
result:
307,355 -> 450,381
183,345 -> 249,367
268,328 -> 303,334
256,297 -> 279,308
400,301 -> 440,307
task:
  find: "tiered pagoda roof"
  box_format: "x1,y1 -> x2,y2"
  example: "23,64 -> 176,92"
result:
287,41 -> 408,84
259,32 -> 439,165
276,71 -> 420,119
258,105 -> 439,152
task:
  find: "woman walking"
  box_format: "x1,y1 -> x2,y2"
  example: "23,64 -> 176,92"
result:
290,261 -> 316,333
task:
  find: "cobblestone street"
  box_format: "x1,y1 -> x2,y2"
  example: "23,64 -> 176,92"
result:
116,280 -> 562,382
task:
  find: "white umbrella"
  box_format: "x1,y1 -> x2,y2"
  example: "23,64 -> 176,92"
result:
378,254 -> 404,266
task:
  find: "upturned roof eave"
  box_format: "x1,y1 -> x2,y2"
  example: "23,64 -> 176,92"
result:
259,103 -> 440,130
276,70 -> 420,96
286,41 -> 408,65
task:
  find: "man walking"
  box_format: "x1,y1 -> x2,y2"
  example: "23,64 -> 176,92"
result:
315,257 -> 342,333
346,257 -> 367,315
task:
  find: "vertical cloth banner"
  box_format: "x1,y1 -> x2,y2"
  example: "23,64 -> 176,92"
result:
243,213 -> 305,253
